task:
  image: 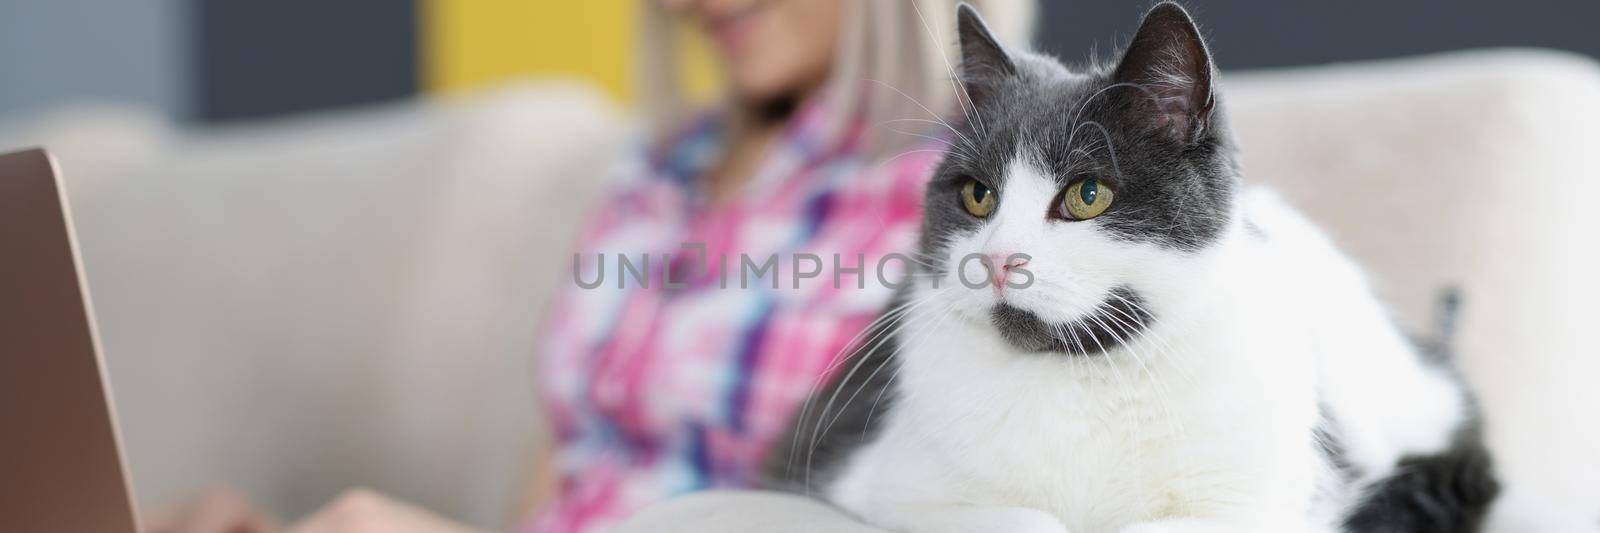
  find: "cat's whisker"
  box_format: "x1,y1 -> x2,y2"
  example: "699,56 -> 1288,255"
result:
804,290 -> 960,492
802,300 -> 919,400
1050,304 -> 1112,384
909,0 -> 987,139
801,289 -> 947,425
1062,81 -> 1164,156
876,114 -> 960,139
1097,296 -> 1180,366
1078,309 -> 1184,456
1084,309 -> 1188,454
1058,81 -> 1177,182
1090,301 -> 1187,435
1073,120 -> 1126,181
1064,320 -> 1088,356
881,118 -> 960,130
788,292 -> 946,481
803,292 -> 934,392
881,125 -> 956,147
855,297 -> 963,438
1095,293 -> 1161,353
860,363 -> 902,437
873,149 -> 962,173
877,120 -> 966,152
867,78 -> 973,149
816,293 -> 956,440
1104,291 -> 1196,389
1079,311 -> 1136,392
1063,145 -> 1099,172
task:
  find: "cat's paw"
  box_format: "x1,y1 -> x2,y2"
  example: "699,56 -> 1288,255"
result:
880,505 -> 1069,533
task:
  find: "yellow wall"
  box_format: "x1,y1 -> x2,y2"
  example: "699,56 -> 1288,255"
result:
421,0 -> 637,101
420,0 -> 718,104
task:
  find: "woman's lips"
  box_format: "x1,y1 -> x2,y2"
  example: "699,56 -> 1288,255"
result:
708,4 -> 763,54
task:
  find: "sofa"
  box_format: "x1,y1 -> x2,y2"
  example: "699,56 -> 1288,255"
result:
1,49 -> 1596,530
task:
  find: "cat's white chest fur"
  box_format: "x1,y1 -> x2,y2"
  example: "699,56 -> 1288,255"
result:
818,187 -> 1480,533
826,226 -> 1324,532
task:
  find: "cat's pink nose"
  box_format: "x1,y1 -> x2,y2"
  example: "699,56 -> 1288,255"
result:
990,254 -> 1029,290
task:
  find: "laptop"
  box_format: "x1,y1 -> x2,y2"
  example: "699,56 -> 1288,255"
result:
0,148 -> 143,532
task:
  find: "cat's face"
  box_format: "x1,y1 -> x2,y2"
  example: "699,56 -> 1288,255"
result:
917,3 -> 1238,355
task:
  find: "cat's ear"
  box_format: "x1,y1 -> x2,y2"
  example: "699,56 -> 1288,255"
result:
1113,2 -> 1215,143
956,3 -> 1015,101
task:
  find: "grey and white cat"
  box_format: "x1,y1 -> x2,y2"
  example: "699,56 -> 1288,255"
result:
767,4 -> 1596,533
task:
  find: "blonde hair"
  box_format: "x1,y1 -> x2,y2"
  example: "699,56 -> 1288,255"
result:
636,0 -> 1037,157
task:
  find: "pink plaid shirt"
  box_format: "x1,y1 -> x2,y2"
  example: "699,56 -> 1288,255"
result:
526,100 -> 939,533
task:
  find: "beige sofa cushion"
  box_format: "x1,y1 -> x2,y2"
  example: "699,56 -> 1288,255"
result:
1228,50 -> 1600,512
2,81 -> 622,527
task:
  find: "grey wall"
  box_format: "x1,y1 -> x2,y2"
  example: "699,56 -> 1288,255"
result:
0,0 -> 417,124
0,0 -> 188,121
195,0 -> 417,122
1035,1 -> 1600,70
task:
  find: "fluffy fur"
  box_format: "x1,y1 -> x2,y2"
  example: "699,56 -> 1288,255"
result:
766,4 -> 1596,533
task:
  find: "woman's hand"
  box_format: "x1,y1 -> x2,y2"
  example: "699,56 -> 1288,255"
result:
288,488 -> 486,533
147,486 -> 487,533
145,486 -> 279,533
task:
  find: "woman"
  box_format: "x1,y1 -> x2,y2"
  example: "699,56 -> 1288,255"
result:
531,1 -> 1031,531
150,1 -> 1033,532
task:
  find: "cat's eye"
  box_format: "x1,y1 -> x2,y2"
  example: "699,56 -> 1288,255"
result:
1059,178 -> 1115,220
962,178 -> 997,218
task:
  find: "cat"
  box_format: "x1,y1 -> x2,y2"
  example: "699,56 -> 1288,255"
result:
765,3 -> 1596,533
